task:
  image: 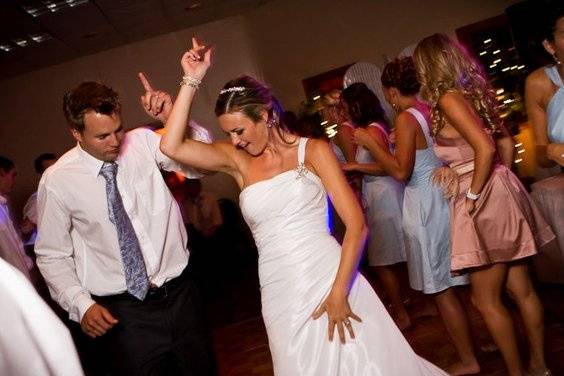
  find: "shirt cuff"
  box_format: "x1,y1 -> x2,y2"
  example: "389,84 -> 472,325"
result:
72,292 -> 96,323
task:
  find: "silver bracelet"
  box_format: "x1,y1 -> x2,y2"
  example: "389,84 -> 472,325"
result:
466,188 -> 480,201
180,75 -> 201,89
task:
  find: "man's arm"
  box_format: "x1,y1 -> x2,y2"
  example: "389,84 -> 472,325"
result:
137,72 -> 216,176
36,177 -> 118,337
135,127 -> 212,178
35,181 -> 95,322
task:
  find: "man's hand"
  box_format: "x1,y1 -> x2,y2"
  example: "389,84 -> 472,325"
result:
81,303 -> 119,338
20,217 -> 35,236
139,72 -> 173,124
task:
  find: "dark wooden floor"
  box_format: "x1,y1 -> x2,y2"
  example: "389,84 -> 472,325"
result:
204,263 -> 564,376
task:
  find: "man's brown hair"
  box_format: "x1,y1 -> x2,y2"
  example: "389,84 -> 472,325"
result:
63,81 -> 121,132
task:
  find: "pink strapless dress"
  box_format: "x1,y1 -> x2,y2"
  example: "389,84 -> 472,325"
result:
433,135 -> 555,271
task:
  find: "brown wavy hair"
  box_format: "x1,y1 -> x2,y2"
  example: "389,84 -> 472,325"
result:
381,57 -> 421,95
413,33 -> 502,136
63,81 -> 121,133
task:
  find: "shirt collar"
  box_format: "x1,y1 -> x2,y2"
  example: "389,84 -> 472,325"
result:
76,142 -> 121,177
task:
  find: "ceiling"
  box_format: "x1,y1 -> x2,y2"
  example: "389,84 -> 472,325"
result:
0,0 -> 269,80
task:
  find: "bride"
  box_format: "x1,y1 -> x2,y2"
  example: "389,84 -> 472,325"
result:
160,38 -> 448,376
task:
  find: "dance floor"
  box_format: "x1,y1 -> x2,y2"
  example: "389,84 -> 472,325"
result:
206,264 -> 564,375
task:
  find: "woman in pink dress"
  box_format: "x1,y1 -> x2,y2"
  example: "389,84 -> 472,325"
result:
413,34 -> 555,376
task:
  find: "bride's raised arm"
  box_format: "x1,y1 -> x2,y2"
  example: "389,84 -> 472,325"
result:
160,37 -> 238,175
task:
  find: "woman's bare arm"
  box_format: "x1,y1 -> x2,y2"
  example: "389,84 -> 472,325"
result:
159,38 -> 240,177
309,139 -> 367,343
525,71 -> 556,167
353,113 -> 418,182
439,92 -> 496,198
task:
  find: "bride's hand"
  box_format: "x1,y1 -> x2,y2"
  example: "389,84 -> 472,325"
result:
181,37 -> 212,81
312,290 -> 362,344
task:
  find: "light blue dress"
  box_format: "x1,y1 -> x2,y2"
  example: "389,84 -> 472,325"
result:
357,123 -> 407,266
402,108 -> 468,294
545,65 -> 564,143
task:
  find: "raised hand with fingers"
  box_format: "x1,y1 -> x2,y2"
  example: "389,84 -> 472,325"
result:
312,289 -> 362,344
138,72 -> 173,123
181,37 -> 212,82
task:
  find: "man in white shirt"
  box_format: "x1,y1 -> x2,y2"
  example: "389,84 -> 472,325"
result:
36,81 -> 216,375
0,257 -> 84,376
0,156 -> 34,280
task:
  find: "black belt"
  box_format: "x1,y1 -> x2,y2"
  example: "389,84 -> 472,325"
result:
95,267 -> 190,302
146,268 -> 190,299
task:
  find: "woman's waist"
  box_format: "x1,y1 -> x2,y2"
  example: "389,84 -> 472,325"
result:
546,98 -> 564,143
253,225 -> 333,252
450,159 -> 506,177
257,236 -> 340,288
408,161 -> 444,186
363,174 -> 401,185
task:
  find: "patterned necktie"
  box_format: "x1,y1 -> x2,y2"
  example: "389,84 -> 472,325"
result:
99,162 -> 149,300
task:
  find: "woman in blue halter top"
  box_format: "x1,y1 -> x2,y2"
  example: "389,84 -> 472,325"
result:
525,8 -> 564,167
352,57 -> 479,375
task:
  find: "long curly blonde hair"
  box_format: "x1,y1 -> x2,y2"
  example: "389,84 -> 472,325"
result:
413,33 -> 502,136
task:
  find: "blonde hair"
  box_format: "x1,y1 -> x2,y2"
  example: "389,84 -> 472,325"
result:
413,33 -> 501,136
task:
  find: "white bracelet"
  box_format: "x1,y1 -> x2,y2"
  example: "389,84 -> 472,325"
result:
466,188 -> 480,201
180,75 -> 201,89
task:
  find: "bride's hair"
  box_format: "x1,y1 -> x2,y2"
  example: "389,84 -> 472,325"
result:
215,75 -> 288,129
413,33 -> 501,136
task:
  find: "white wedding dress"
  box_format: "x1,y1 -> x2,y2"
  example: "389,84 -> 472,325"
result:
239,137 -> 448,376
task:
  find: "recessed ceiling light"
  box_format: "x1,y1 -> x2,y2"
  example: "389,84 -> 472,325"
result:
186,2 -> 202,10
29,33 -> 53,43
66,0 -> 89,7
22,0 -> 90,17
0,44 -> 14,52
22,5 -> 42,17
13,38 -> 29,47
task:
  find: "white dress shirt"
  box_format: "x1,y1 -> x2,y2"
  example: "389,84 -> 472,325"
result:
36,127 -> 210,322
0,258 -> 84,376
23,192 -> 38,246
0,194 -> 33,279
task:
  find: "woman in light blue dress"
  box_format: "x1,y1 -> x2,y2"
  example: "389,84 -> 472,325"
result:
352,58 -> 479,375
340,83 -> 410,330
525,7 -> 564,291
525,7 -> 564,166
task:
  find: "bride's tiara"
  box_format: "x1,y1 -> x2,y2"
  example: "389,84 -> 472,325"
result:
219,86 -> 246,95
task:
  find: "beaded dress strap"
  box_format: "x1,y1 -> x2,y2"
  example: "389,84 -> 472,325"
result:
298,137 -> 308,165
